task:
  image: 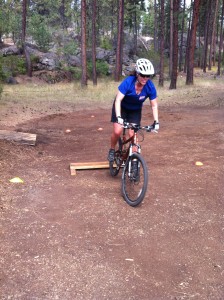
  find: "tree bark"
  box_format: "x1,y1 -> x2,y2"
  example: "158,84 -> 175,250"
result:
186,0 -> 201,85
169,0 -> 180,89
178,0 -> 186,72
114,0 -> 124,82
208,0 -> 218,69
202,0 -> 212,72
159,0 -> 165,87
217,0 -> 224,75
154,0 -> 158,52
184,0 -> 192,73
169,0 -> 173,78
22,0 -> 32,77
92,0 -> 97,85
81,0 -> 87,86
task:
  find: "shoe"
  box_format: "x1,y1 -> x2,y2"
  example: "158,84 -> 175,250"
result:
107,148 -> 115,162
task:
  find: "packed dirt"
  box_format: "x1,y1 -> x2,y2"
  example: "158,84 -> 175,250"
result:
0,76 -> 224,300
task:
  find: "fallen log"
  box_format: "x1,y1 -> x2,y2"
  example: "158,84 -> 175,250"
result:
0,130 -> 37,146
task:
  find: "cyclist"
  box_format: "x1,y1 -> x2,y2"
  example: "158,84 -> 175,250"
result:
108,58 -> 159,162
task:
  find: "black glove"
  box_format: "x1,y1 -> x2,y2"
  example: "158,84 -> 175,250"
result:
151,121 -> 159,130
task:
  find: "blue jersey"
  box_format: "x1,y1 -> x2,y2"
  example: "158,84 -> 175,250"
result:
118,75 -> 157,110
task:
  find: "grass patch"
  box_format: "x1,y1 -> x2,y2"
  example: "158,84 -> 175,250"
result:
1,73 -> 224,109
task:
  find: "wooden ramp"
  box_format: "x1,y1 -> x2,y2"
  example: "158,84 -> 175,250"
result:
0,130 -> 36,146
70,161 -> 110,175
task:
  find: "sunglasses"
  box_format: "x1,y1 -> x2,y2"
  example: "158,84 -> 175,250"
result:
139,73 -> 151,78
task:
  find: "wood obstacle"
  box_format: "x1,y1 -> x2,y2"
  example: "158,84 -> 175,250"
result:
70,161 -> 110,175
0,130 -> 37,146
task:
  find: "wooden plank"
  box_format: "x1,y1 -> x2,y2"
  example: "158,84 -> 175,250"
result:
0,130 -> 37,146
70,161 -> 110,175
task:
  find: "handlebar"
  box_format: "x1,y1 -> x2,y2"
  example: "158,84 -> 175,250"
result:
122,122 -> 157,133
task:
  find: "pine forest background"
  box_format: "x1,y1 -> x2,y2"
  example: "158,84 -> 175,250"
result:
0,0 -> 224,90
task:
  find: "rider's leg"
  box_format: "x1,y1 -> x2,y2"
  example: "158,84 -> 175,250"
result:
110,122 -> 123,149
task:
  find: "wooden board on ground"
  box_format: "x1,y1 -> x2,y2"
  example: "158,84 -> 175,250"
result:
0,130 -> 37,146
70,161 -> 110,175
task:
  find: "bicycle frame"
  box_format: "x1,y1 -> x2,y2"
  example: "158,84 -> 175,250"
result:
109,122 -> 155,206
120,127 -> 141,164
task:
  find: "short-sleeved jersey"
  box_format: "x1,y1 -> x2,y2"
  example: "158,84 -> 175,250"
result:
118,75 -> 157,110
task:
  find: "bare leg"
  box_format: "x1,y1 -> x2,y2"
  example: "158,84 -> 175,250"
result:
110,123 -> 123,149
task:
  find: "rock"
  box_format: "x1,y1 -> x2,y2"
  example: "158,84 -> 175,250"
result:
0,45 -> 21,56
6,76 -> 18,85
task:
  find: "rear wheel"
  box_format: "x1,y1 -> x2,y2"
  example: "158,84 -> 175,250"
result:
109,138 -> 123,176
122,153 -> 148,206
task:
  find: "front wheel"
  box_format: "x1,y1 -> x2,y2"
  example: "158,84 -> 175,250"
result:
121,153 -> 148,206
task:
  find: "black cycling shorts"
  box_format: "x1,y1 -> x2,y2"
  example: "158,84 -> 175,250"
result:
111,101 -> 142,125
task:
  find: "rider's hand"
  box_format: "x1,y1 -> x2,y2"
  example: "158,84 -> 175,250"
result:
117,116 -> 124,125
151,121 -> 160,130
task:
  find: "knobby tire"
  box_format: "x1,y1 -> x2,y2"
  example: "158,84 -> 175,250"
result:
122,153 -> 148,207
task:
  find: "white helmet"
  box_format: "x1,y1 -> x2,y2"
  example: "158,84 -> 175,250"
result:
136,58 -> 154,75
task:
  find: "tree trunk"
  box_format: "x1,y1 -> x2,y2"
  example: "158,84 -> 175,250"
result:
154,0 -> 158,52
178,0 -> 186,72
186,0 -> 201,85
92,0 -> 97,85
22,0 -> 32,77
217,0 -> 224,76
202,0 -> 212,72
81,0 -> 87,86
159,0 -> 165,87
208,0 -> 218,69
169,0 -> 173,78
114,0 -> 124,82
169,0 -> 180,89
59,0 -> 66,30
184,0 -> 192,73
133,3 -> 138,56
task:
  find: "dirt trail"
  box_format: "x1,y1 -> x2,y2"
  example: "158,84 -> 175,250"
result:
0,81 -> 224,299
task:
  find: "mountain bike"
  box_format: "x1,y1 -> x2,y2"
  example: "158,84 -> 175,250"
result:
109,122 -> 155,207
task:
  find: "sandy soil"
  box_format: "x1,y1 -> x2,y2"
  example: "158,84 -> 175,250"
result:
0,76 -> 224,300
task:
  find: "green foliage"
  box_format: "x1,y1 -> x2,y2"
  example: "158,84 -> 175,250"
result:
0,56 -> 7,81
100,37 -> 112,50
28,14 -> 52,52
139,48 -> 160,64
8,13 -> 22,44
0,55 -> 26,79
0,8 -> 9,37
63,41 -> 78,56
0,83 -> 3,100
62,60 -> 109,81
63,66 -> 82,80
141,10 -> 154,36
87,60 -> 109,77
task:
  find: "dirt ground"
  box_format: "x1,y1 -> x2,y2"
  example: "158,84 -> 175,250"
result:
0,77 -> 224,300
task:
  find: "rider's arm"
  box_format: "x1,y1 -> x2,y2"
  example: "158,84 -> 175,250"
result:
115,90 -> 125,118
151,98 -> 159,122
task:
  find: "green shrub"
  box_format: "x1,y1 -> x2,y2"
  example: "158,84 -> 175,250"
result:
4,56 -> 26,76
28,15 -> 52,52
63,66 -> 82,80
100,37 -> 112,50
0,56 -> 7,81
63,41 -> 78,56
0,83 -> 3,99
87,60 -> 109,77
0,55 -> 26,79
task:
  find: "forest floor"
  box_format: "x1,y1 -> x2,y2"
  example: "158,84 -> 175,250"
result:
0,73 -> 224,300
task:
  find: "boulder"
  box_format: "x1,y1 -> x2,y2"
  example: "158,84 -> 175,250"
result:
0,45 -> 21,56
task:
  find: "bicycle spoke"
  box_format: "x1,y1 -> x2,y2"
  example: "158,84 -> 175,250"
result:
122,154 -> 148,206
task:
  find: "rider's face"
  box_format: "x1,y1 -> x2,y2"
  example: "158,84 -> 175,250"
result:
137,73 -> 150,85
